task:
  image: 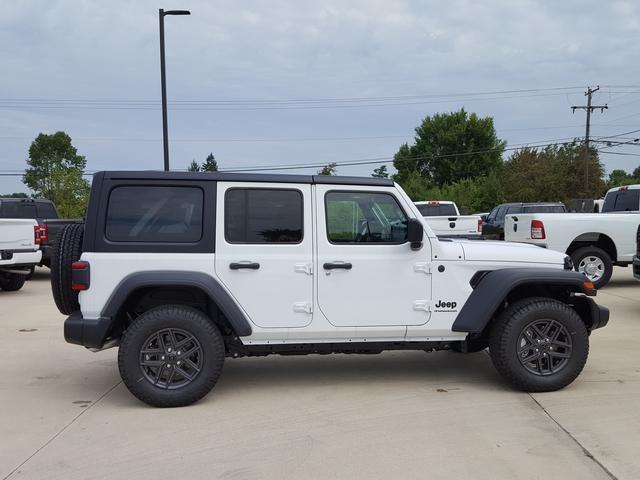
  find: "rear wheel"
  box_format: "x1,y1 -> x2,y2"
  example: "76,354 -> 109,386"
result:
571,246 -> 612,289
118,305 -> 225,407
0,273 -> 26,291
51,223 -> 84,314
489,297 -> 589,392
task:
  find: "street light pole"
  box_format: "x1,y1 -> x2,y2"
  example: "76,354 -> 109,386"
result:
158,8 -> 190,172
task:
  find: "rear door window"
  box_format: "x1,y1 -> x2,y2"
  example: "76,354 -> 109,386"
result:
225,189 -> 303,244
106,186 -> 203,243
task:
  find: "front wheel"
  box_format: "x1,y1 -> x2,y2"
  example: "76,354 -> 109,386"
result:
571,246 -> 612,289
118,305 -> 225,407
489,297 -> 589,392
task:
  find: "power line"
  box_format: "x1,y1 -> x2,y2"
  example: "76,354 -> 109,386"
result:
0,89 -> 593,112
0,86 -> 586,105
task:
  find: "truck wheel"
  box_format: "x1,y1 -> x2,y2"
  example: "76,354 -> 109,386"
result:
118,305 -> 225,408
0,273 -> 26,291
489,297 -> 588,392
571,246 -> 612,289
51,223 -> 84,315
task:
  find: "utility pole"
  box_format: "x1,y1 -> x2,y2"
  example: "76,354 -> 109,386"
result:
158,8 -> 191,172
571,86 -> 608,196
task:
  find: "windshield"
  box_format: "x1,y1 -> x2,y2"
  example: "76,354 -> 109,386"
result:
416,204 -> 457,216
602,189 -> 640,212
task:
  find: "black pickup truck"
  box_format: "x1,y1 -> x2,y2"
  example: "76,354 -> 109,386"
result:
0,198 -> 82,267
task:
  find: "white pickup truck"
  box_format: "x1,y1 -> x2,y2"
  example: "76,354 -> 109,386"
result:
0,218 -> 42,291
505,211 -> 640,288
415,201 -> 481,238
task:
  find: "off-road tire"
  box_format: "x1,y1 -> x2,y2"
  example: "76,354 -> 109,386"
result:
0,273 -> 26,291
51,223 -> 84,315
489,297 -> 589,392
118,305 -> 225,408
570,246 -> 613,289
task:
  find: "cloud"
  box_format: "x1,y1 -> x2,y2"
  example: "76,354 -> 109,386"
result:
1,0 -> 639,193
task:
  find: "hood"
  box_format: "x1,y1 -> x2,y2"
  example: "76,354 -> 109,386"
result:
458,240 -> 567,266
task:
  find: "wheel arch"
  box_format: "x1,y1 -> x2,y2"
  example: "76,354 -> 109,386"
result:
102,271 -> 253,339
566,232 -> 617,262
452,268 -> 600,335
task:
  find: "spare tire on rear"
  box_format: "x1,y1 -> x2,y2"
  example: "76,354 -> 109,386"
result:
51,223 -> 84,315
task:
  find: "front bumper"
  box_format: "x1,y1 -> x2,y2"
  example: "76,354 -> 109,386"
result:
64,311 -> 114,349
633,255 -> 640,280
576,295 -> 609,330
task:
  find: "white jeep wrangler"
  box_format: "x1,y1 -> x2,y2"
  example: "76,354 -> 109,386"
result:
52,171 -> 609,407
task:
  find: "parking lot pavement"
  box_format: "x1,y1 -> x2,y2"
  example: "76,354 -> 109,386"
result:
1,268 -> 638,480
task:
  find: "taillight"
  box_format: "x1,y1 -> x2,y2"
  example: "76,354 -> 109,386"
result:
531,220 -> 546,240
34,225 -> 42,245
477,218 -> 483,233
71,261 -> 90,291
38,225 -> 48,244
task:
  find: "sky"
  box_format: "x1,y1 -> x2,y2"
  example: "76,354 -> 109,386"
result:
1,0 -> 639,194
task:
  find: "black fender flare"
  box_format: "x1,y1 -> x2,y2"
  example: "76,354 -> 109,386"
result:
452,268 -> 591,333
101,270 -> 253,337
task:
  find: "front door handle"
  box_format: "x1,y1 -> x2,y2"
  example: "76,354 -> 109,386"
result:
229,262 -> 260,270
323,262 -> 352,270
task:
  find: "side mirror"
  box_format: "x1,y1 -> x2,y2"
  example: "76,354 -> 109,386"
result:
407,218 -> 423,250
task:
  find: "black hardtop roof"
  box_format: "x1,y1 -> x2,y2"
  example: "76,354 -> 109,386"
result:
99,170 -> 395,187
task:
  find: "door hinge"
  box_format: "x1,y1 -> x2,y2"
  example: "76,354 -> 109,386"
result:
413,262 -> 432,274
413,300 -> 432,312
294,263 -> 313,275
293,302 -> 313,314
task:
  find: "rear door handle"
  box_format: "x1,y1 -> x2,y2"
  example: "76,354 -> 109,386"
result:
323,262 -> 352,270
229,262 -> 260,270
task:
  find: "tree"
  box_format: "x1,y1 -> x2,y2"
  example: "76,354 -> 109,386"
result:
187,160 -> 201,172
23,132 -> 90,217
395,170 -> 430,200
317,162 -> 337,176
202,153 -> 218,172
502,142 -> 605,204
397,170 -> 503,212
393,108 -> 505,187
1,192 -> 29,198
606,166 -> 640,188
371,165 -> 389,178
607,169 -> 631,187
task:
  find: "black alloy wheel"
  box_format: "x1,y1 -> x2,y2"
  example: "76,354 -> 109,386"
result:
517,319 -> 572,376
139,328 -> 204,390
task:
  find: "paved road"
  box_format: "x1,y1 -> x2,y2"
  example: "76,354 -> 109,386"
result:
1,267 -> 638,479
